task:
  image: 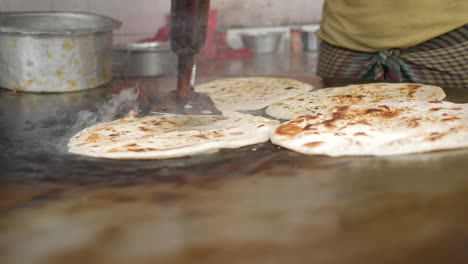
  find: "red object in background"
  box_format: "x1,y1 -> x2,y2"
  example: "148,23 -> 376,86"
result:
139,10 -> 253,61
290,29 -> 303,54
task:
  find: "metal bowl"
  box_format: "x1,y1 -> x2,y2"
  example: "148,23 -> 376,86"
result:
0,12 -> 121,93
301,30 -> 321,51
112,41 -> 176,77
240,32 -> 283,54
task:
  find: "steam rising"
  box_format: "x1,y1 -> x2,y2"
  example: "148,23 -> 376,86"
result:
70,87 -> 140,132
60,87 -> 140,153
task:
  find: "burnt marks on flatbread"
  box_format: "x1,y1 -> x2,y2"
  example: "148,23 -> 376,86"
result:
195,77 -> 314,111
406,84 -> 423,98
266,83 -> 446,120
270,101 -> 468,157
275,124 -> 303,136
68,111 -> 279,160
303,141 -> 324,148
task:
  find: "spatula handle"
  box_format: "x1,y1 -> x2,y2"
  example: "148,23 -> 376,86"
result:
170,0 -> 211,56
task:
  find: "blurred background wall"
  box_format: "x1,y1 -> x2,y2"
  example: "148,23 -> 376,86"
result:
0,0 -> 324,43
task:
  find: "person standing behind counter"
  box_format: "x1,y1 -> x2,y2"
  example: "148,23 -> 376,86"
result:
316,0 -> 468,89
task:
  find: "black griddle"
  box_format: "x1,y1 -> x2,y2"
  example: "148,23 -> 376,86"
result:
2,76 -> 468,186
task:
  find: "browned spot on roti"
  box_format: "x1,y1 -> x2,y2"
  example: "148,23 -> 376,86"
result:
374,84 -> 387,88
425,132 -> 446,142
257,124 -> 265,128
331,111 -> 346,120
322,120 -> 337,129
354,132 -> 368,136
336,106 -> 350,111
407,118 -> 422,128
429,100 -> 443,104
331,94 -> 366,104
379,105 -> 390,110
424,127 -> 461,142
108,133 -> 118,137
407,84 -> 422,98
304,124 -> 318,130
356,119 -> 371,126
194,134 -> 209,139
334,132 -> 346,136
210,131 -> 224,138
85,134 -> 100,143
126,143 -> 138,147
138,127 -> 150,132
229,132 -> 244,135
130,148 -> 158,152
380,109 -> 400,118
303,141 -> 324,148
276,124 -> 303,136
430,108 -> 442,111
289,118 -> 305,125
284,87 -> 295,90
364,105 -> 400,118
364,108 -> 383,114
451,107 -> 463,111
300,115 -> 322,121
320,107 -> 353,129
442,117 -> 461,122
107,148 -> 120,153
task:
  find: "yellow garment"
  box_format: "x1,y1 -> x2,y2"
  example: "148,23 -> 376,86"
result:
316,0 -> 468,52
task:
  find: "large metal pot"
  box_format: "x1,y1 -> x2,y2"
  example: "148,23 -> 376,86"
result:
112,41 -> 176,77
240,32 -> 284,54
301,30 -> 321,51
0,12 -> 121,93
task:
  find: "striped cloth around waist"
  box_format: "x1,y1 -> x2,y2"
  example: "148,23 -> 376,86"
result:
317,24 -> 468,89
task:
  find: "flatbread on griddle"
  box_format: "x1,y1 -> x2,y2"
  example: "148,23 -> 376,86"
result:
194,77 -> 314,111
266,83 -> 446,120
68,111 -> 278,159
270,101 -> 468,157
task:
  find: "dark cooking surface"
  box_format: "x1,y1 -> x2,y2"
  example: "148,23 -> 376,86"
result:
2,74 -> 468,264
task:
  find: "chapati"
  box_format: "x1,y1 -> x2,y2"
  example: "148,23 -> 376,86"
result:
68,111 -> 278,159
194,77 -> 314,111
266,83 -> 446,120
270,101 -> 468,156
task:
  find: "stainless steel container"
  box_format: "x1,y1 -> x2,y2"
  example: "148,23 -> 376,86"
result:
0,12 -> 121,93
240,32 -> 283,54
301,30 -> 321,51
112,41 -> 176,77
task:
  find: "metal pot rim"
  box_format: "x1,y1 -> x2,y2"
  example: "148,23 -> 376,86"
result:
113,41 -> 171,52
240,32 -> 284,38
0,11 -> 121,35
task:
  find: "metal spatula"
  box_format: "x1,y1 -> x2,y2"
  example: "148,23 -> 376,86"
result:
151,61 -> 222,116
152,0 -> 221,116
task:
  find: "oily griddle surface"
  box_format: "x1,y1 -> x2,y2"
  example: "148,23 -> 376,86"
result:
1,76 -> 468,185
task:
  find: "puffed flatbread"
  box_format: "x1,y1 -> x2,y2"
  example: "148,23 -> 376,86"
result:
270,101 -> 468,157
68,111 -> 278,159
266,83 -> 446,120
195,77 -> 314,111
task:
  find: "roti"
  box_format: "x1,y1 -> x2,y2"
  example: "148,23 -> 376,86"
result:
194,77 -> 314,111
68,111 -> 278,159
270,101 -> 468,157
266,83 -> 446,120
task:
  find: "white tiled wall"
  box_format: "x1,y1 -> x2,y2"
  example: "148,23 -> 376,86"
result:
1,0 -> 323,44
